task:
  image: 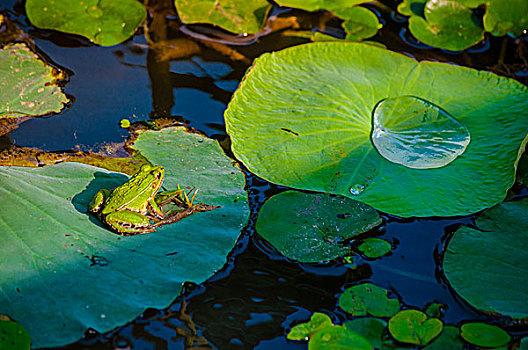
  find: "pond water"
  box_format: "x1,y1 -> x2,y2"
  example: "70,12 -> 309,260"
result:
1,0 -> 527,348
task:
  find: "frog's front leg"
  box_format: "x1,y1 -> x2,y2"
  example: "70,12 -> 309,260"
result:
89,189 -> 110,213
104,210 -> 155,235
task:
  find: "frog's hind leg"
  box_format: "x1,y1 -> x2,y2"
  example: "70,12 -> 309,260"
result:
105,210 -> 155,235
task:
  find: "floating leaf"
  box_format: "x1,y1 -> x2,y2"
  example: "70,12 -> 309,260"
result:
483,0 -> 528,36
274,0 -> 371,12
0,319 -> 31,350
443,199 -> 528,319
0,127 -> 248,348
397,0 -> 426,16
357,238 -> 391,258
308,325 -> 373,350
388,310 -> 443,345
460,323 -> 510,348
407,0 -> 485,51
25,0 -> 146,46
423,325 -> 463,350
337,6 -> 382,42
339,283 -> 400,317
287,312 -> 333,340
224,42 -> 528,217
0,43 -> 68,118
256,191 -> 381,262
343,317 -> 387,349
425,303 -> 444,318
174,0 -> 271,34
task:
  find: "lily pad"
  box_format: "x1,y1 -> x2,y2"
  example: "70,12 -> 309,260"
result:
174,0 -> 271,34
255,190 -> 382,262
443,199 -> 528,319
25,0 -> 146,46
358,238 -> 392,258
309,325 -> 373,350
0,43 -> 69,118
460,323 -> 510,348
0,127 -> 248,348
388,309 -> 443,345
224,42 -> 528,217
0,319 -> 31,349
274,0 -> 371,12
483,0 -> 528,36
343,317 -> 387,349
339,283 -> 400,317
423,325 -> 463,350
337,6 -> 383,42
407,0 -> 485,51
287,312 -> 333,340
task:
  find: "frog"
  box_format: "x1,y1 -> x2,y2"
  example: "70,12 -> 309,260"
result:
88,164 -> 192,235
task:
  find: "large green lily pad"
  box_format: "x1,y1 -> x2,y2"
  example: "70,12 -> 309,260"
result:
0,127 -> 248,348
0,43 -> 69,118
255,190 -> 381,262
443,199 -> 528,319
174,0 -> 271,34
25,0 -> 146,46
224,42 -> 528,217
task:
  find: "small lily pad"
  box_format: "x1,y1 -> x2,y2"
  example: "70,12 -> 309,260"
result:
357,238 -> 392,258
309,325 -> 373,350
339,283 -> 400,317
388,310 -> 443,345
483,0 -> 528,36
343,317 -> 387,349
174,0 -> 271,34
287,312 -> 333,340
26,0 -> 146,46
0,319 -> 31,350
443,199 -> 528,319
460,323 -> 510,348
337,6 -> 382,42
0,43 -> 69,118
407,0 -> 485,51
274,0 -> 371,12
256,191 -> 382,262
423,325 -> 463,350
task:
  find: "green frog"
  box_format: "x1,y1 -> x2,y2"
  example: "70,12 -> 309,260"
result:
88,164 -> 191,235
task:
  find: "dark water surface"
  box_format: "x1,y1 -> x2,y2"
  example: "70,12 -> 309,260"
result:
2,0 -> 527,348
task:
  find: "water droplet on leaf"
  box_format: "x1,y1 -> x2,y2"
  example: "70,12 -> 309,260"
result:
350,184 -> 365,196
371,96 -> 470,169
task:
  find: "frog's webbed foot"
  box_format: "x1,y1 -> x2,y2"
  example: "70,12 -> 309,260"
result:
156,185 -> 199,209
153,203 -> 220,228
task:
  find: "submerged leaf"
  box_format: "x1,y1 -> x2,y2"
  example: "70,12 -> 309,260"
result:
423,325 -> 463,350
256,191 -> 381,262
25,0 -> 146,46
224,42 -> 528,217
0,127 -> 248,348
357,238 -> 392,258
443,199 -> 528,319
0,43 -> 68,118
343,317 -> 387,349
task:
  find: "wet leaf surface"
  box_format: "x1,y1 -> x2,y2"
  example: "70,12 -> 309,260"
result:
339,283 -> 400,317
256,190 -> 382,262
460,322 -> 511,348
388,309 -> 443,345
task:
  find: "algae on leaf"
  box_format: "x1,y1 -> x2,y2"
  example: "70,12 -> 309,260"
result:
0,43 -> 69,118
174,0 -> 271,34
25,0 -> 146,46
443,199 -> 528,320
255,191 -> 381,262
224,42 -> 528,217
0,127 -> 248,348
